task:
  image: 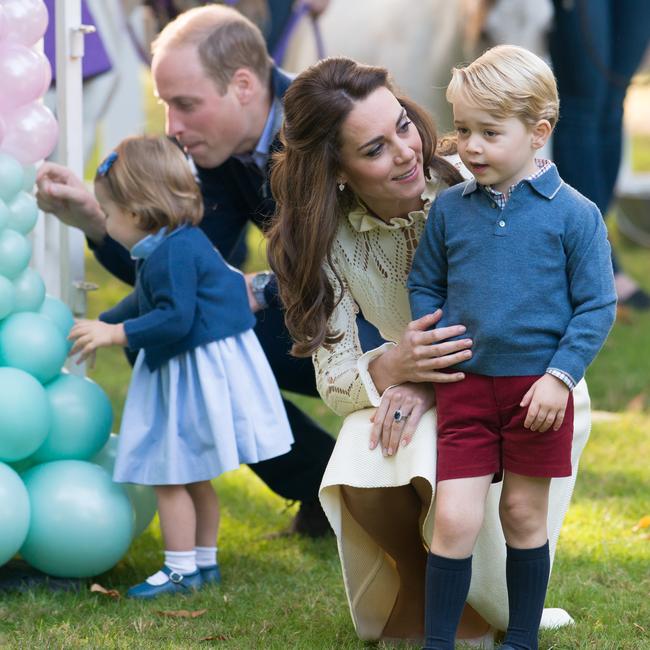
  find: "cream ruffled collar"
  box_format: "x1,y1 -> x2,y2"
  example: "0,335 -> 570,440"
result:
346,172 -> 440,233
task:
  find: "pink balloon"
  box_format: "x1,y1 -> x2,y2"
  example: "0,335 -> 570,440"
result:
0,102 -> 58,165
0,6 -> 7,42
0,116 -> 5,148
2,0 -> 49,48
0,43 -> 52,113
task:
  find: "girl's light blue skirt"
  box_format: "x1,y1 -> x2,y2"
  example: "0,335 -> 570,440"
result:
113,329 -> 294,485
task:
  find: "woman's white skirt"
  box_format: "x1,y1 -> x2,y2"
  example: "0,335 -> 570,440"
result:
319,379 -> 591,640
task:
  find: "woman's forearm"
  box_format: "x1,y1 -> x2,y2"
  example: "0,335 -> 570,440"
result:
368,345 -> 407,394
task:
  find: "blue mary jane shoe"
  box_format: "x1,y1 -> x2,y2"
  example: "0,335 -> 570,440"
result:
199,564 -> 222,586
127,566 -> 203,599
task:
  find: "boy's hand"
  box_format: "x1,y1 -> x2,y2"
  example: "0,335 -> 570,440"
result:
68,320 -> 127,367
520,374 -> 570,432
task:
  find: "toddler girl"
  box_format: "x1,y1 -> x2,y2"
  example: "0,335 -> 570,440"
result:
69,135 -> 293,599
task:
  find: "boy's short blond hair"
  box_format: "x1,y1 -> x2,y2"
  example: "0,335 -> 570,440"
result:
446,44 -> 559,128
95,135 -> 203,233
151,4 -> 272,94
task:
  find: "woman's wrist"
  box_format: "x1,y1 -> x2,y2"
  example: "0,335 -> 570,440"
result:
368,345 -> 406,393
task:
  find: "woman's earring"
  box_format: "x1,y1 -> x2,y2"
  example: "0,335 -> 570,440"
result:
338,181 -> 345,192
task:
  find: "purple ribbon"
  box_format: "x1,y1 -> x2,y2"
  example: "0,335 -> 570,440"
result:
271,2 -> 326,64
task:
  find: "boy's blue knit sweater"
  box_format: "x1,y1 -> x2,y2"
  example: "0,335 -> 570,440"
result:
100,226 -> 255,371
407,164 -> 616,385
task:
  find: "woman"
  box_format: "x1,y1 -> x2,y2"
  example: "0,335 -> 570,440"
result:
267,57 -> 591,644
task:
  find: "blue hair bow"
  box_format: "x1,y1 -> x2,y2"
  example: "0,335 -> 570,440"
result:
97,151 -> 118,176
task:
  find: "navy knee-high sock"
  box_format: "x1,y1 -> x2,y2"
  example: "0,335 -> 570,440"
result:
503,541 -> 550,650
422,552 -> 472,650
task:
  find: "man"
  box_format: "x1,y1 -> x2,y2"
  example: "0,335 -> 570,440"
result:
37,5 -> 363,537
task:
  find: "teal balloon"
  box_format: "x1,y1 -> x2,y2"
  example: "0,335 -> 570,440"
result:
0,462 -> 30,566
0,312 -> 68,384
31,373 -> 113,462
7,191 -> 38,234
0,275 -> 15,319
12,267 -> 45,312
0,367 -> 50,462
38,295 -> 74,339
0,229 -> 31,279
8,456 -> 38,475
92,433 -> 157,538
20,460 -> 134,578
21,165 -> 37,192
0,199 -> 10,230
0,153 -> 24,203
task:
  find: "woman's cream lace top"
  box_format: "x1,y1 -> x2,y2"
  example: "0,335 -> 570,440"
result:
313,173 -> 447,416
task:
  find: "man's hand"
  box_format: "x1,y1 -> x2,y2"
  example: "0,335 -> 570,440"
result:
36,163 -> 107,244
520,374 -> 570,432
68,319 -> 127,368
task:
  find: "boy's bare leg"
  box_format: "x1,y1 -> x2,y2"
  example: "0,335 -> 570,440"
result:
499,473 -> 551,548
430,475 -> 494,558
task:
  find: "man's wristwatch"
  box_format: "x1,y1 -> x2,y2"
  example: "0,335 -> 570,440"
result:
251,271 -> 273,310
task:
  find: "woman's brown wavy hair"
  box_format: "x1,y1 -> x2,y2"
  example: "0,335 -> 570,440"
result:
267,57 -> 462,357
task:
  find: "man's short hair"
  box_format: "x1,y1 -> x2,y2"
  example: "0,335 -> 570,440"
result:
152,4 -> 272,93
446,44 -> 559,128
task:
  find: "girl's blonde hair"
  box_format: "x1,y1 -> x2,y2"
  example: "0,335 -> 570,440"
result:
94,135 -> 202,232
446,44 -> 559,128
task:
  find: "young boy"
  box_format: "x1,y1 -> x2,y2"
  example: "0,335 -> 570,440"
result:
407,45 -> 617,650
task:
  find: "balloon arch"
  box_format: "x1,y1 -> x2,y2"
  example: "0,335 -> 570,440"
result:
0,0 -> 156,580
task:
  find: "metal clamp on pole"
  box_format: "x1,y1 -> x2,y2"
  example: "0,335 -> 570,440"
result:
71,280 -> 99,318
70,23 -> 96,59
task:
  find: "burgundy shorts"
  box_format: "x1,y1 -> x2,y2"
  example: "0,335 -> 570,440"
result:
434,373 -> 573,482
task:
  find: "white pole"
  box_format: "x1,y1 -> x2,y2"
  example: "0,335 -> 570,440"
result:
54,0 -> 90,317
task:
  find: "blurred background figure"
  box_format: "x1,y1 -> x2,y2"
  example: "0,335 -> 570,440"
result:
549,0 -> 650,310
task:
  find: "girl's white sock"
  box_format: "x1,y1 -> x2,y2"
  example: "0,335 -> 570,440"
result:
195,546 -> 218,568
165,550 -> 198,574
146,550 -> 198,586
